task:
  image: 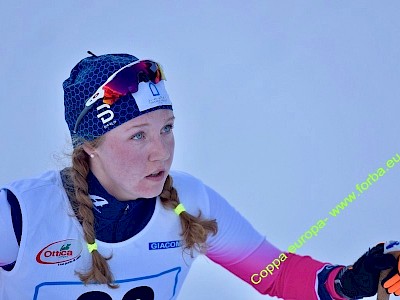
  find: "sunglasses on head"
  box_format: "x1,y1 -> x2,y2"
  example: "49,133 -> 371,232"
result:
73,59 -> 166,133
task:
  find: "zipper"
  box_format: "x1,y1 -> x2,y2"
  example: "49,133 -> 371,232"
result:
112,204 -> 130,241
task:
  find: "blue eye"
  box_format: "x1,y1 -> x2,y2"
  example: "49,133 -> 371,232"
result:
162,124 -> 174,133
132,132 -> 144,140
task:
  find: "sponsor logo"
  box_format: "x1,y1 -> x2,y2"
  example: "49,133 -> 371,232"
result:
134,81 -> 171,112
96,103 -> 115,126
89,195 -> 109,207
149,82 -> 160,96
148,240 -> 182,250
386,240 -> 400,250
147,82 -> 169,104
36,239 -> 82,265
89,194 -> 109,213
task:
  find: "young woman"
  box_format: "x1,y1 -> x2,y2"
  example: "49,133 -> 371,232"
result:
1,52 -> 399,300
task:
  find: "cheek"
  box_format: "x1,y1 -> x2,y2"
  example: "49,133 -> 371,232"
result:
167,135 -> 175,156
117,148 -> 147,170
103,143 -> 145,172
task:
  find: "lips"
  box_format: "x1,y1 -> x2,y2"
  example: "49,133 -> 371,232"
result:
146,170 -> 165,178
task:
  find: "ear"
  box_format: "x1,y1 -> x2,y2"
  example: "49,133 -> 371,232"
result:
82,143 -> 95,157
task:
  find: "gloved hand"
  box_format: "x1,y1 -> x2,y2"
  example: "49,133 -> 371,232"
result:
382,255 -> 400,295
334,243 -> 397,299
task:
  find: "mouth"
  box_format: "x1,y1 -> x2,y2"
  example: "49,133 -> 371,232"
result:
145,170 -> 165,179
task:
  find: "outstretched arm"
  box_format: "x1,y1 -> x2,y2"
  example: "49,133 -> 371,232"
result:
204,184 -> 343,299
203,184 -> 397,299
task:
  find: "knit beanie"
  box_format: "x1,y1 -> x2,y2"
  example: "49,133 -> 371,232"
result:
63,53 -> 172,146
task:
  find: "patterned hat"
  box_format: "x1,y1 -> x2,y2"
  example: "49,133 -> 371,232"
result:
63,53 -> 173,146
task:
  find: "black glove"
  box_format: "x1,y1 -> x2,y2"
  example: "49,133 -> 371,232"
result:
334,243 -> 397,299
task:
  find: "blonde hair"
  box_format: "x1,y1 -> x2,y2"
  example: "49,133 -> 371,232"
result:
64,137 -> 218,287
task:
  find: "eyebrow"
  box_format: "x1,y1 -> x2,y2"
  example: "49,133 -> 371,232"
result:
125,116 -> 175,131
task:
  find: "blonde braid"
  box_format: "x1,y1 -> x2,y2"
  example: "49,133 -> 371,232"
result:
159,175 -> 218,256
67,141 -> 116,288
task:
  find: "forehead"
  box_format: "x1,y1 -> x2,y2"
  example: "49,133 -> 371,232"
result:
112,109 -> 174,132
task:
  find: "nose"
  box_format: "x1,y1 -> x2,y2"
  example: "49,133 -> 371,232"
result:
148,136 -> 171,162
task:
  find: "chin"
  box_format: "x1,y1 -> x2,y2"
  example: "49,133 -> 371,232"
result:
139,175 -> 168,199
143,185 -> 166,199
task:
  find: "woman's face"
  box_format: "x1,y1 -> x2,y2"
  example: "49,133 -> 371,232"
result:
88,109 -> 175,201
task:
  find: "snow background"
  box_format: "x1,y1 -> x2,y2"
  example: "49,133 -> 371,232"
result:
1,1 -> 399,299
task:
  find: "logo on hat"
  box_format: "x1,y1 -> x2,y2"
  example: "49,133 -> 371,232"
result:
96,103 -> 117,129
97,104 -> 114,124
134,81 -> 172,112
149,83 -> 160,96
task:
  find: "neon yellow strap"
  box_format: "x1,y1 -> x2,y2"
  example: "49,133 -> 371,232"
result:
87,242 -> 98,253
174,203 -> 186,216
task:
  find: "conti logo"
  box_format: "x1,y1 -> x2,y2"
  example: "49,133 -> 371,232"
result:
36,239 -> 82,265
